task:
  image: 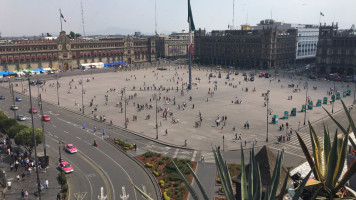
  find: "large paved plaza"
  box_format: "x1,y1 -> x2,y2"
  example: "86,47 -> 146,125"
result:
10,66 -> 355,151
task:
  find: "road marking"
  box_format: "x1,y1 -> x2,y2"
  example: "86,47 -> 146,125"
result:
46,144 -> 50,148
77,153 -> 113,200
64,131 -> 69,134
53,135 -> 59,139
268,146 -> 305,159
191,150 -> 197,161
74,192 -> 87,200
120,186 -> 129,200
76,136 -> 81,140
173,149 -> 179,158
52,125 -> 57,128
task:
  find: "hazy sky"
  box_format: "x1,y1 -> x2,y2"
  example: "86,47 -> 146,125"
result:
1,0 -> 355,37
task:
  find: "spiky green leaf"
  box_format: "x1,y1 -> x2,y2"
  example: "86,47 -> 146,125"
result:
292,170 -> 312,200
130,181 -> 154,200
335,159 -> 356,192
309,121 -> 324,181
325,132 -> 339,189
172,160 -> 199,200
296,132 -> 321,180
332,131 -> 349,187
187,164 -> 209,200
323,125 -> 331,174
240,143 -> 248,200
278,168 -> 290,200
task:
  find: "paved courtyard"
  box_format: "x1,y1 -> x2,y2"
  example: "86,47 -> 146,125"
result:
11,66 -> 355,151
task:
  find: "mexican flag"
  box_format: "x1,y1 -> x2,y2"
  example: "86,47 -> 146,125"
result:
188,0 -> 195,31
61,12 -> 67,22
188,0 -> 195,60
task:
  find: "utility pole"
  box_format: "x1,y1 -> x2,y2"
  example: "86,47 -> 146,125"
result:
332,81 -> 336,113
304,82 -> 308,125
39,94 -> 47,158
124,88 -> 127,128
266,91 -> 270,142
81,80 -> 84,114
155,96 -> 158,140
28,77 -> 42,199
10,83 -> 16,119
56,74 -> 60,105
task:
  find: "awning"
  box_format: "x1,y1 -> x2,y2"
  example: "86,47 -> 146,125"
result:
0,71 -> 14,75
31,68 -> 44,72
103,62 -> 127,67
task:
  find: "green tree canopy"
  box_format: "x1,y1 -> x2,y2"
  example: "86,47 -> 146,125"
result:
15,128 -> 43,157
67,31 -> 81,39
7,124 -> 28,139
0,118 -> 17,134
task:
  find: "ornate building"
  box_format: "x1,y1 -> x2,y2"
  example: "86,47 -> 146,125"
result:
316,23 -> 356,75
194,27 -> 297,69
156,32 -> 193,60
0,31 -> 156,71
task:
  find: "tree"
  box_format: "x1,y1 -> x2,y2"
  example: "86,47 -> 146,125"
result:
67,31 -> 81,39
15,128 -> 43,157
0,118 -> 17,134
7,124 -> 28,139
46,33 -> 52,37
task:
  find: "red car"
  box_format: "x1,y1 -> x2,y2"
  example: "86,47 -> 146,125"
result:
29,108 -> 38,114
59,161 -> 74,173
64,144 -> 78,154
42,115 -> 51,121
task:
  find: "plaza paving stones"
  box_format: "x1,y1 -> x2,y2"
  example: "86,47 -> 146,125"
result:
10,66 -> 355,155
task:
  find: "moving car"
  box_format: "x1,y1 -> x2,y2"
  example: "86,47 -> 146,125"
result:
17,115 -> 26,121
59,161 -> 74,173
64,144 -> 78,154
15,97 -> 22,102
11,105 -> 18,110
0,96 -> 5,100
42,115 -> 51,121
29,108 -> 38,114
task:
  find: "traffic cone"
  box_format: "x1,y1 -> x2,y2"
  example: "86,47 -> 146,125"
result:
83,123 -> 85,129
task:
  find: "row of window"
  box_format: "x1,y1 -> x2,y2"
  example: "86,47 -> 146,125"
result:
0,45 -> 57,52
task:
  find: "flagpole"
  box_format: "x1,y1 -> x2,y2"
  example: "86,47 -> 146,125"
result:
188,27 -> 192,90
319,14 -> 321,26
59,9 -> 63,32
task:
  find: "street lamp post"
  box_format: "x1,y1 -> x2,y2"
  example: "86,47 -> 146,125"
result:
56,74 -> 60,106
303,82 -> 308,125
39,94 -> 47,158
222,135 -> 225,151
81,80 -> 84,114
155,96 -> 158,140
27,77 -> 42,199
10,83 -> 16,119
266,91 -> 271,142
332,81 -> 336,113
124,88 -> 127,128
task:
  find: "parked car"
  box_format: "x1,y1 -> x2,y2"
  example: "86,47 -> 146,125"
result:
42,115 -> 51,121
0,96 -> 5,100
59,161 -> 74,173
15,97 -> 22,102
17,115 -> 26,121
11,105 -> 18,110
250,77 -> 255,81
29,108 -> 38,114
64,144 -> 78,154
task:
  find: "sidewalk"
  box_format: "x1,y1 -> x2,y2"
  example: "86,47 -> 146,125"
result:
0,145 -> 62,200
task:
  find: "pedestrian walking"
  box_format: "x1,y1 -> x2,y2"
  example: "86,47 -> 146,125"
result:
244,140 -> 247,146
57,193 -> 61,200
44,179 -> 49,189
10,164 -> 14,172
17,174 -> 20,182
165,129 -> 168,135
21,189 -> 25,199
24,190 -> 28,198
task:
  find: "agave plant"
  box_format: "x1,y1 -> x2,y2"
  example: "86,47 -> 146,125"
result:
295,99 -> 356,198
131,145 -> 309,200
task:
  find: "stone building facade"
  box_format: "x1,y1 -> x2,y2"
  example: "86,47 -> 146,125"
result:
193,28 -> 297,69
316,23 -> 356,75
156,32 -> 193,60
0,31 -> 156,71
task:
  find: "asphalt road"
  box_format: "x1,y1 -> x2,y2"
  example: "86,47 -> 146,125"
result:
0,85 -> 160,200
